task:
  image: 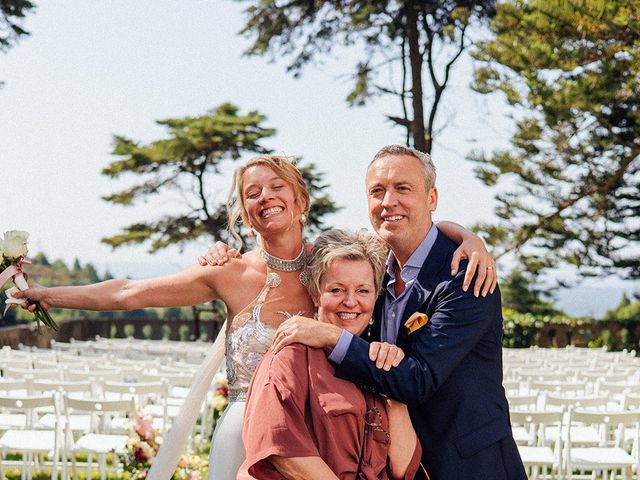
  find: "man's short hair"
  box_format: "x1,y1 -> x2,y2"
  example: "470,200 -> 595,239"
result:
369,144 -> 436,191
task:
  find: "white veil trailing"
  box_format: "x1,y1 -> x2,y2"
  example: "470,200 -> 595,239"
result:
147,321 -> 226,480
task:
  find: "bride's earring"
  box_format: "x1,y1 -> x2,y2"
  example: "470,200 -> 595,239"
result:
366,317 -> 374,338
247,226 -> 256,238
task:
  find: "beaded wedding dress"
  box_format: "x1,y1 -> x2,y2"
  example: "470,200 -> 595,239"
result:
147,269 -> 307,480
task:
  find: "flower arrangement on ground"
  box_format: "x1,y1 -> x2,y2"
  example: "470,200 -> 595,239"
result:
122,413 -> 162,479
122,412 -> 208,480
210,373 -> 229,424
0,230 -> 57,332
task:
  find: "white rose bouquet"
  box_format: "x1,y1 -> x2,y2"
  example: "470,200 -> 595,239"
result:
0,230 -> 58,332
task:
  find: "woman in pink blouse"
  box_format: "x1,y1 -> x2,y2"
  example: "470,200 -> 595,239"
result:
239,229 -> 423,480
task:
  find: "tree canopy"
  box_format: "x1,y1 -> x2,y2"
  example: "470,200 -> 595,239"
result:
1,0 -> 35,87
101,102 -> 340,252
471,0 -> 640,279
0,0 -> 33,53
237,0 -> 495,152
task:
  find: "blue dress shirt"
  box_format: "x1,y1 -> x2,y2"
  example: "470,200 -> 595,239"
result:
328,224 -> 439,363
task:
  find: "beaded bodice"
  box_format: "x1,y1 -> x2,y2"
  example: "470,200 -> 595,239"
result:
225,272 -> 307,401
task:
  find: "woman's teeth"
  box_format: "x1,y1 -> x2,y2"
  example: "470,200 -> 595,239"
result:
261,207 -> 283,218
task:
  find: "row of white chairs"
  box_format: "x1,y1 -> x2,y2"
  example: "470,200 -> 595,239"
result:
48,337 -> 212,363
513,407 -> 640,480
0,391 -> 136,480
0,364 -> 222,475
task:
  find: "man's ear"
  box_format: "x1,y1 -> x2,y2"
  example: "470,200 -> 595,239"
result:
429,187 -> 438,213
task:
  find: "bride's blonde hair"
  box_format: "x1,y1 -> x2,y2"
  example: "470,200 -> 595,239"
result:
226,155 -> 310,248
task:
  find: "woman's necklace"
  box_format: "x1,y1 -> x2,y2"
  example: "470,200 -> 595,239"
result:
260,246 -> 310,287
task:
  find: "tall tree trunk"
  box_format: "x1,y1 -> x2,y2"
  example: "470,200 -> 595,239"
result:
405,7 -> 427,152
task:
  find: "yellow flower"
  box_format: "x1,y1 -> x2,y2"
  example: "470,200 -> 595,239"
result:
404,312 -> 429,335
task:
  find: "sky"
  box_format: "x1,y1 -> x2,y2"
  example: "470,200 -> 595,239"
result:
1,1 -> 637,316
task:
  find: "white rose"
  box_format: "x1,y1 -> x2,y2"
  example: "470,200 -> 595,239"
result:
2,231 -> 29,259
0,239 -> 5,263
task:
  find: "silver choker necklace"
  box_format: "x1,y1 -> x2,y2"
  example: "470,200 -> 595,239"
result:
260,247 -> 307,272
261,247 -> 310,286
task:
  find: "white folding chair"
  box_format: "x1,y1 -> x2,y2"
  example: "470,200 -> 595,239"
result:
0,379 -> 33,431
1,357 -> 33,372
511,410 -> 564,480
543,395 -> 610,447
62,395 -> 135,480
0,393 -> 60,480
30,381 -> 95,433
509,395 -> 542,445
102,381 -> 169,434
530,380 -> 588,398
3,367 -> 62,382
565,408 -> 640,480
503,379 -> 521,395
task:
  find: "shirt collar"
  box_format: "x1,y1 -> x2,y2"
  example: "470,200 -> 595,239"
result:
386,224 -> 439,277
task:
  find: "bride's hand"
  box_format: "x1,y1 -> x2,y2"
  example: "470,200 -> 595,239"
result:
451,236 -> 497,298
197,241 -> 241,267
9,283 -> 50,312
271,316 -> 343,355
369,342 -> 404,371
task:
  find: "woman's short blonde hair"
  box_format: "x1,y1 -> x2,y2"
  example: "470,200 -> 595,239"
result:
307,229 -> 388,301
226,155 -> 310,247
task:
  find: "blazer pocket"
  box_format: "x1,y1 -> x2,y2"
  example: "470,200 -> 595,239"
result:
454,417 -> 511,458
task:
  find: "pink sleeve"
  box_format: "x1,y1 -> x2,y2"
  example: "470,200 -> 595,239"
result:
243,346 -> 321,478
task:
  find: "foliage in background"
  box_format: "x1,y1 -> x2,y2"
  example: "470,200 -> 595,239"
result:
470,0 -> 640,279
501,309 -> 589,348
101,103 -> 340,252
500,270 -> 558,316
604,292 -> 640,322
236,0 -> 495,152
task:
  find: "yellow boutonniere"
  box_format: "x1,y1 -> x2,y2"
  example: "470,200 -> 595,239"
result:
404,312 -> 429,335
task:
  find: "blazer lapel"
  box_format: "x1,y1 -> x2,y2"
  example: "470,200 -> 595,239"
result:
396,231 -> 451,348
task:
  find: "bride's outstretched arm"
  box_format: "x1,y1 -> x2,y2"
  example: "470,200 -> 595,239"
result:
12,264 -> 222,311
147,321 -> 226,480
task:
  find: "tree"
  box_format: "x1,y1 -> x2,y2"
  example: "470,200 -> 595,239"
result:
501,270 -> 557,316
604,292 -> 640,322
470,0 -> 640,278
237,0 -> 495,152
101,102 -> 340,252
1,0 -> 36,87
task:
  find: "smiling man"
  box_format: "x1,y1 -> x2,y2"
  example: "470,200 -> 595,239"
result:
326,145 -> 527,480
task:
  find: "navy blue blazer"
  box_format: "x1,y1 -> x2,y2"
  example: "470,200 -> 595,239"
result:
335,232 -> 526,480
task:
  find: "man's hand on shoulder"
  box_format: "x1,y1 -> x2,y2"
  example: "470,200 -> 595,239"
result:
369,342 -> 405,371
